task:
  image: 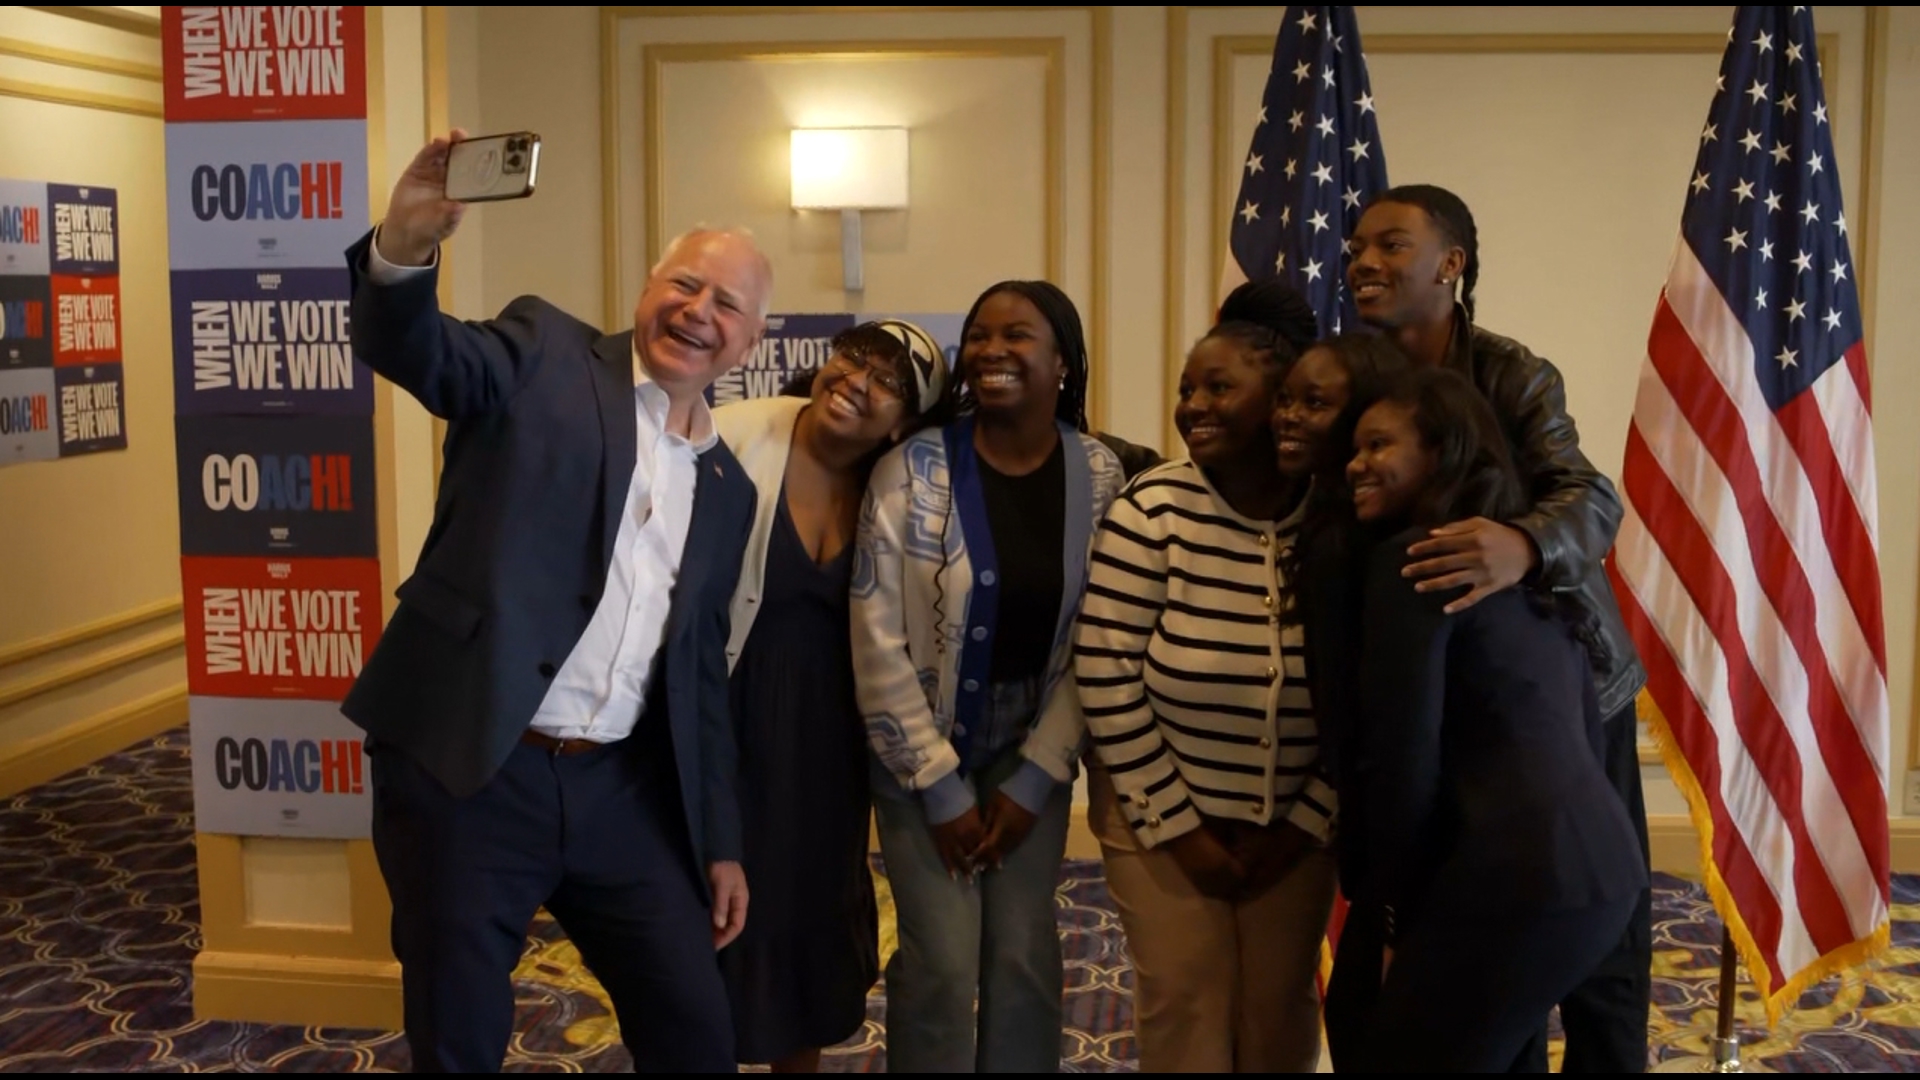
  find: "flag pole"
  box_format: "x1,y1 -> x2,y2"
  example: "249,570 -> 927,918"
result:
1650,925 -> 1768,1073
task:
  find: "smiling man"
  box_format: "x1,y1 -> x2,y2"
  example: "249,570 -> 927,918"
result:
337,130 -> 768,1073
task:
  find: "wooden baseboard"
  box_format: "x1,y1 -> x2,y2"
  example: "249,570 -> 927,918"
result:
193,949 -> 402,1029
0,685 -> 186,798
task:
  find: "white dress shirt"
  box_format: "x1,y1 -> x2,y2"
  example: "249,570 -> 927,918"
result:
367,234 -> 716,744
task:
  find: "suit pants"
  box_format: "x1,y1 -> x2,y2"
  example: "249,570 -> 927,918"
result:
1092,768 -> 1338,1073
1326,893 -> 1638,1073
1555,701 -> 1655,1072
368,733 -> 732,1073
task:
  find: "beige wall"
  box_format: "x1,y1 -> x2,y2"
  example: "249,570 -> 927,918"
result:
0,7 -> 183,790
445,5 -> 1920,849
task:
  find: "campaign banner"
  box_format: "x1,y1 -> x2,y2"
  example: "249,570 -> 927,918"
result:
0,367 -> 56,464
163,6 -> 368,123
55,363 -> 126,457
51,274 -> 122,366
0,274 -> 51,369
47,184 -> 119,277
0,179 -> 49,277
188,696 -> 371,839
180,555 -> 383,700
707,314 -> 853,406
176,414 -> 376,557
705,312 -> 969,406
165,119 -> 369,271
171,267 -> 368,415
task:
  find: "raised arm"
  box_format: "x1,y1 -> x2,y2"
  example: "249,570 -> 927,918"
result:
345,131 -> 554,420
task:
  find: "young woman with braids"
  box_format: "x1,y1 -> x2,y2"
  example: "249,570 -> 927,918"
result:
850,280 -> 1124,1072
1076,312 -> 1350,1072
1299,368 -> 1646,1071
1346,184 -> 1653,1072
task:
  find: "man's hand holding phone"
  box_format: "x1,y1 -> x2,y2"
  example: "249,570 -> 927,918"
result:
375,128 -> 472,269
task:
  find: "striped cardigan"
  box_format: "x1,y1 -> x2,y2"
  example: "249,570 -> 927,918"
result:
1075,460 -> 1336,849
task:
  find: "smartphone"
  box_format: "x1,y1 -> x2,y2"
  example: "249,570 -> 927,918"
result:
444,132 -> 540,202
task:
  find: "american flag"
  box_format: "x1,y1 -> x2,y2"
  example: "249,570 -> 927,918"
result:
1220,6 -> 1388,334
1607,5 -> 1889,1020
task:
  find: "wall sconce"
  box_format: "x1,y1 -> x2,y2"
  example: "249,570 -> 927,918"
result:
790,127 -> 909,292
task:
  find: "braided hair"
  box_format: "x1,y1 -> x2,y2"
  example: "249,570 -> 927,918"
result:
957,280 -> 1091,432
1369,184 -> 1481,322
1195,319 -> 1300,392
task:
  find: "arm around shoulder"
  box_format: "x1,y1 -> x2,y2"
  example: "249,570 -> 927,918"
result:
1493,349 -> 1624,590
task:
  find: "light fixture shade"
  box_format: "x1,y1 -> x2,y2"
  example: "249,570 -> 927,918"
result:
790,128 -> 909,210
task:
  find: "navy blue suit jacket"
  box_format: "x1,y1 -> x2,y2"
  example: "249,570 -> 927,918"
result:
338,230 -> 753,877
1303,525 -> 1646,936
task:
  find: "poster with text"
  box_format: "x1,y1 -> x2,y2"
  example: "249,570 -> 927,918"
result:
55,363 -> 127,456
176,414 -> 376,557
171,267 -> 368,415
0,274 -> 51,369
188,696 -> 371,838
51,274 -> 122,366
163,6 -> 367,123
0,367 -> 56,464
707,314 -> 853,406
165,119 -> 369,271
47,184 -> 119,277
180,555 -> 383,700
0,179 -> 49,277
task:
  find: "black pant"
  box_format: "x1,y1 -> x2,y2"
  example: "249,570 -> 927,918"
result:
368,733 -> 733,1073
1327,893 -> 1638,1073
1557,702 -> 1654,1072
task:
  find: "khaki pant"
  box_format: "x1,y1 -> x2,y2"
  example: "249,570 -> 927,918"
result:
1090,766 -> 1338,1073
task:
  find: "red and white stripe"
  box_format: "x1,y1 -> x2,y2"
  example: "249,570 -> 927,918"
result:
1609,240 -> 1889,997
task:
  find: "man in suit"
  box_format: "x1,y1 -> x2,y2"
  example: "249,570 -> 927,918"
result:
340,130 -> 767,1073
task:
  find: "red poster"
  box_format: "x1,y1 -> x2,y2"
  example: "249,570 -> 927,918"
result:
50,274 -> 121,366
181,555 -> 384,700
162,6 -> 367,122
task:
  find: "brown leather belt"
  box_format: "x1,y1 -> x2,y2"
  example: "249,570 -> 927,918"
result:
520,729 -> 610,756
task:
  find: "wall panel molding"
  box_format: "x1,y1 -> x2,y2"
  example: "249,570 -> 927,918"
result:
0,597 -> 181,670
600,5 -> 1112,431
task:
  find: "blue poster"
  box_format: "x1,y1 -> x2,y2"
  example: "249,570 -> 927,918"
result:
175,414 -> 377,557
164,119 -> 369,271
707,313 -> 853,406
171,267 -> 371,415
54,363 -> 126,456
0,367 -> 56,464
46,184 -> 119,276
0,179 -> 49,277
0,274 -> 51,369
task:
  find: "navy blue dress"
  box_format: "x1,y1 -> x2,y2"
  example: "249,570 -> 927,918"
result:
718,485 -> 880,1063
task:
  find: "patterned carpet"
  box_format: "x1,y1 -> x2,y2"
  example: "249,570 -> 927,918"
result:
3,728 -> 1919,1072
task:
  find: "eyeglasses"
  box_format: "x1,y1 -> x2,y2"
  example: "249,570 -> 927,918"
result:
830,349 -> 910,401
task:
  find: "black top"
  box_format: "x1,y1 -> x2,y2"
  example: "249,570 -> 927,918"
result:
979,438 -> 1066,683
1301,524 -> 1647,943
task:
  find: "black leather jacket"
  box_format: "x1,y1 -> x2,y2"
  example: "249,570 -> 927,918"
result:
1445,308 -> 1648,720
